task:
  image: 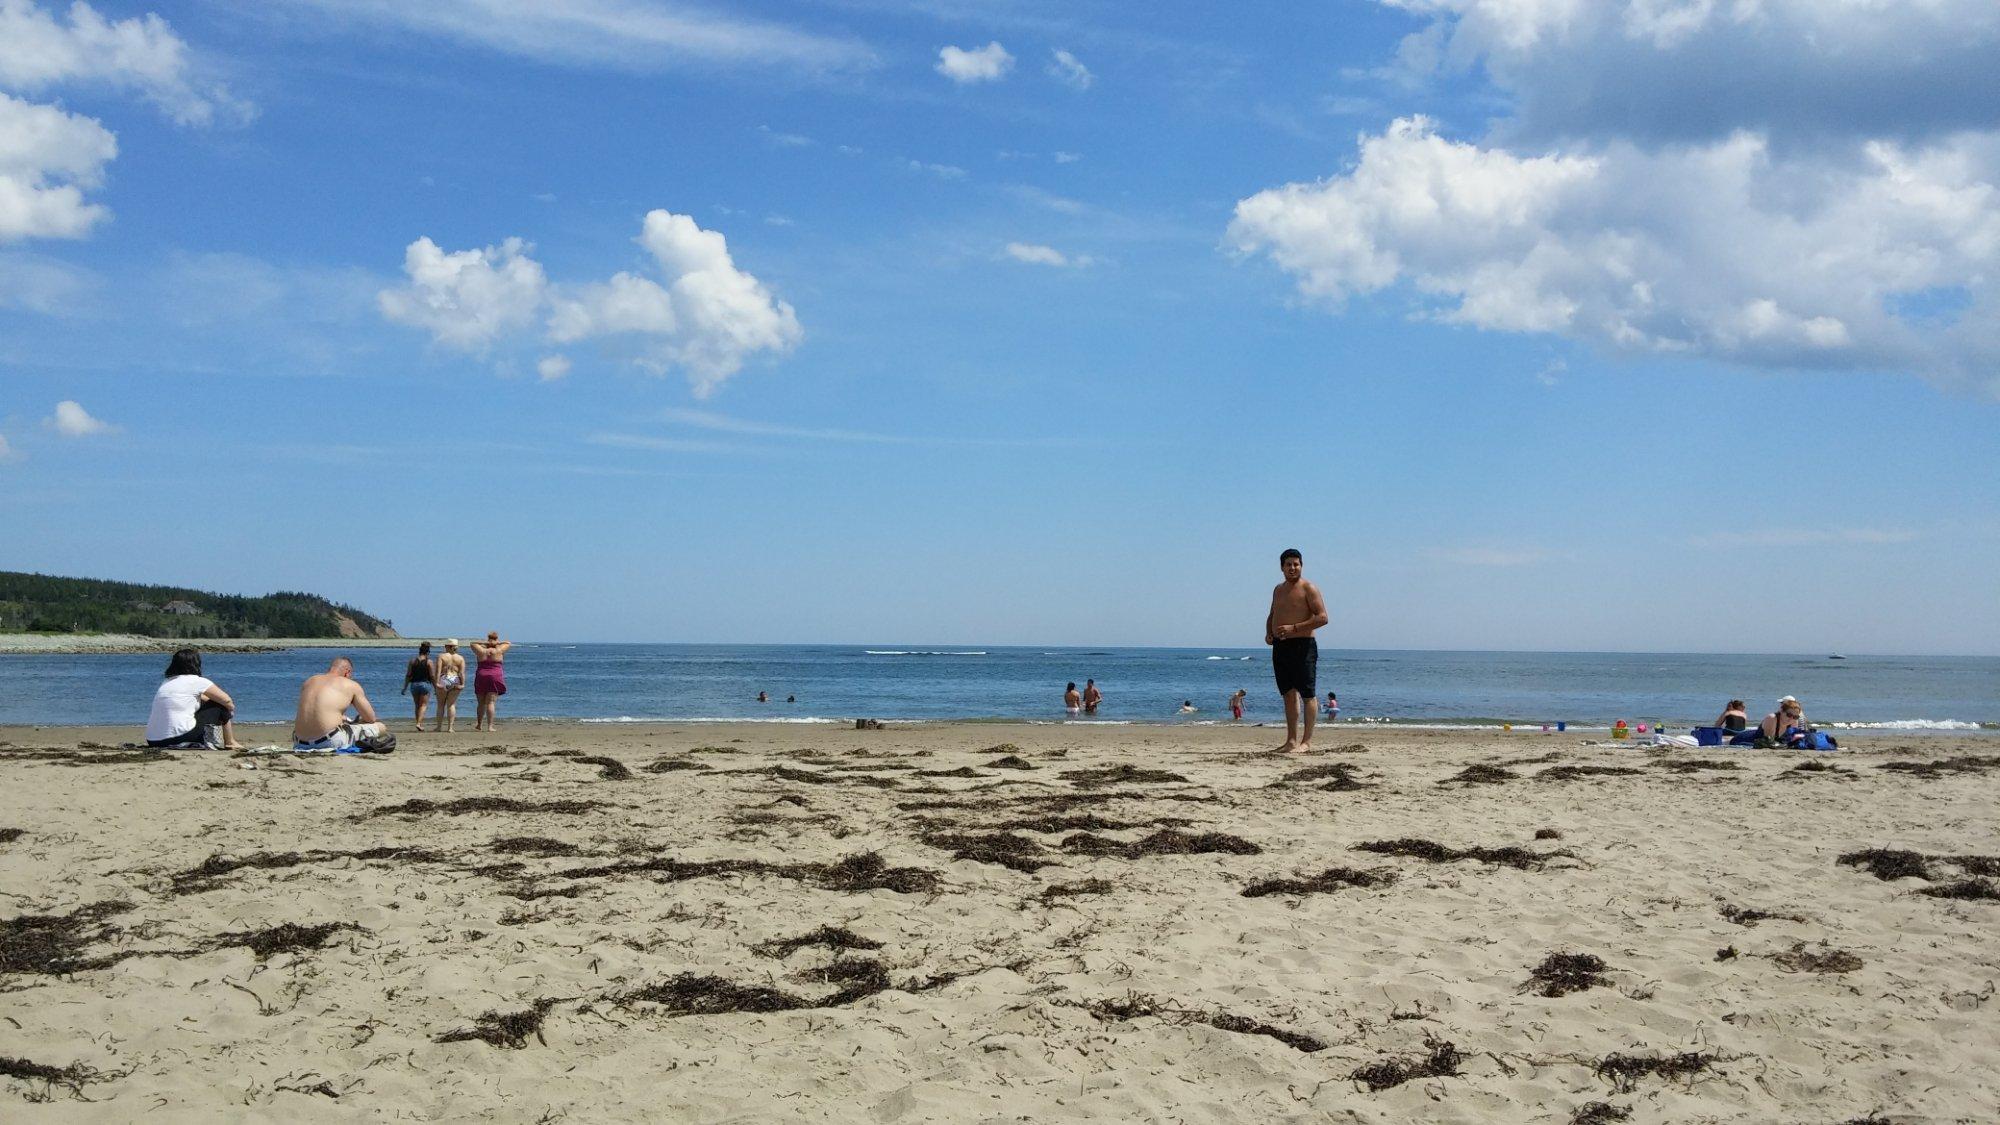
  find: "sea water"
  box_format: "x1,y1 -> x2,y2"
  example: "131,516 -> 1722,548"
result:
1,645 -> 1995,731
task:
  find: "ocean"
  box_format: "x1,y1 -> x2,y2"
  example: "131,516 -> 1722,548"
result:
0,645 -> 1994,732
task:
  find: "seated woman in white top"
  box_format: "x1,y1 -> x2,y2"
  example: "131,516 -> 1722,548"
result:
146,648 -> 241,750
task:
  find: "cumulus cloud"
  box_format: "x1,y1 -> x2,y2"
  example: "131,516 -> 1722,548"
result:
537,354 -> 571,381
1003,242 -> 1093,268
45,398 -> 115,437
1232,116 -> 2000,393
905,159 -> 967,180
936,41 -> 1012,84
0,93 -> 116,243
0,0 -> 246,126
378,236 -> 549,352
1047,48 -> 1092,90
382,211 -> 801,396
1376,0 -> 2000,144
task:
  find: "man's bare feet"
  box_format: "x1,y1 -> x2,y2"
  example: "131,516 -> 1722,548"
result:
1288,742 -> 1313,755
1273,740 -> 1296,753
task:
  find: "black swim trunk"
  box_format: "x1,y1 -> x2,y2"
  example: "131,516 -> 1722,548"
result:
1271,637 -> 1317,699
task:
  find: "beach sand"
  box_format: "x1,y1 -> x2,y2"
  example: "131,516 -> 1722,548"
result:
3,721 -> 1996,1122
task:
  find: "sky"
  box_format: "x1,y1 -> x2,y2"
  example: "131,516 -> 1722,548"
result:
2,0 -> 1997,654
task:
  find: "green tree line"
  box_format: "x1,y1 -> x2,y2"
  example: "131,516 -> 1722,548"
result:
0,571 -> 395,639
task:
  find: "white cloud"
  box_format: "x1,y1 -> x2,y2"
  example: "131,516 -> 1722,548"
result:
270,0 -> 873,74
0,93 -> 115,243
1003,242 -> 1093,268
378,236 -> 549,352
0,0 -> 246,127
384,212 -> 801,396
586,431 -> 747,454
1375,0 -> 2000,144
757,124 -> 812,148
1047,48 -> 1092,90
1051,151 -> 1081,164
1229,117 -> 2000,393
936,41 -> 1012,84
0,248 -> 95,312
0,433 -> 17,462
45,398 -> 115,437
905,159 -> 967,180
537,354 -> 571,381
1006,184 -> 1085,214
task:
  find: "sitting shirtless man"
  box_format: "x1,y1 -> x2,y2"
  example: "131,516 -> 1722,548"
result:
293,657 -> 390,752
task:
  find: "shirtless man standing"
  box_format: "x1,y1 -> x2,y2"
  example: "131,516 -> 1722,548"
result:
1264,548 -> 1329,754
292,657 -> 389,752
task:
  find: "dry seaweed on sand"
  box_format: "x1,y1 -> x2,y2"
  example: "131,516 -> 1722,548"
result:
2,746 -> 178,767
554,850 -> 941,895
210,921 -> 363,961
644,758 -> 710,773
1041,878 -> 1115,901
1875,756 -> 2000,779
1242,866 -> 1394,899
0,901 -> 135,977
1350,1035 -> 1463,1090
687,745 -> 740,755
755,926 -> 884,959
722,765 -> 900,788
572,755 -> 633,780
980,743 -> 1022,754
1535,828 -> 1563,840
1520,952 -> 1611,997
1836,848 -> 1934,881
170,845 -> 450,893
913,766 -> 989,779
620,974 -> 812,1016
0,828 -> 23,844
1780,759 -> 1848,777
437,998 -> 563,1049
1062,829 -> 1260,858
987,755 -> 1038,770
1720,903 -> 1810,926
1059,764 -> 1189,787
365,797 -> 605,818
0,1055 -> 113,1101
1592,1052 -> 1714,1093
1084,993 -> 1326,1053
991,813 -> 1153,834
1770,942 -> 1863,974
1917,878 -> 2000,902
1273,763 -> 1373,789
1439,764 -> 1515,786
921,832 -> 1059,873
1715,946 -> 1738,961
487,836 -> 591,858
1653,759 -> 1743,773
1947,855 -> 2000,877
1351,837 -> 1566,870
1537,765 -> 1642,782
1569,1102 -> 1631,1124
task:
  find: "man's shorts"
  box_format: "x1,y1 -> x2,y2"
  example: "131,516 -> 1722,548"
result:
296,721 -> 388,753
1271,638 -> 1318,699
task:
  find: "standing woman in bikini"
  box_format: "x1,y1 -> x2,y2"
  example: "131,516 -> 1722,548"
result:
471,631 -> 513,732
435,640 -> 468,733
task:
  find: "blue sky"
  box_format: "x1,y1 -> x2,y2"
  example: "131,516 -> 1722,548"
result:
2,0 -> 1997,654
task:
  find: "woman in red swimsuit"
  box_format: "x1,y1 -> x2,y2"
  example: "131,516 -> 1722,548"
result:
472,631 -> 512,732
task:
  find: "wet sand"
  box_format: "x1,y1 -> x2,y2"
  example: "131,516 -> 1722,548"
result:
3,721 -> 1997,1122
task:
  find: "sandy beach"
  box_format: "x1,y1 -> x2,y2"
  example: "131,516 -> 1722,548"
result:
3,721 -> 1996,1122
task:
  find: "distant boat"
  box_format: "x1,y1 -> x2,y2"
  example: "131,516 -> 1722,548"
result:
1829,654 -> 1847,660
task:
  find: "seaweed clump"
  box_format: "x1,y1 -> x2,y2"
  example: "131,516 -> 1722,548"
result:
1059,764 -> 1188,787
0,901 -> 134,976
0,1056 -> 111,1101
1520,952 -> 1610,997
1242,866 -> 1394,899
170,845 -> 449,893
1086,993 -> 1325,1053
1653,759 -> 1742,773
212,922 -> 362,960
1918,878 -> 2000,902
1836,848 -> 1934,882
645,758 -> 710,773
1352,837 -> 1565,870
755,926 -> 884,960
1537,766 -> 1641,782
1041,878 -> 1115,901
437,998 -> 562,1049
1350,1035 -> 1463,1090
1876,756 -> 2000,780
488,836 -> 590,858
921,832 -> 1058,873
366,797 -> 604,818
573,756 -> 633,780
0,829 -> 24,845
988,755 -> 1038,770
1720,903 -> 1809,926
1592,1052 -> 1713,1093
1440,764 -> 1514,786
1570,1102 -> 1631,1125
1062,829 -> 1260,858
553,850 -> 940,896
620,974 -> 811,1016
